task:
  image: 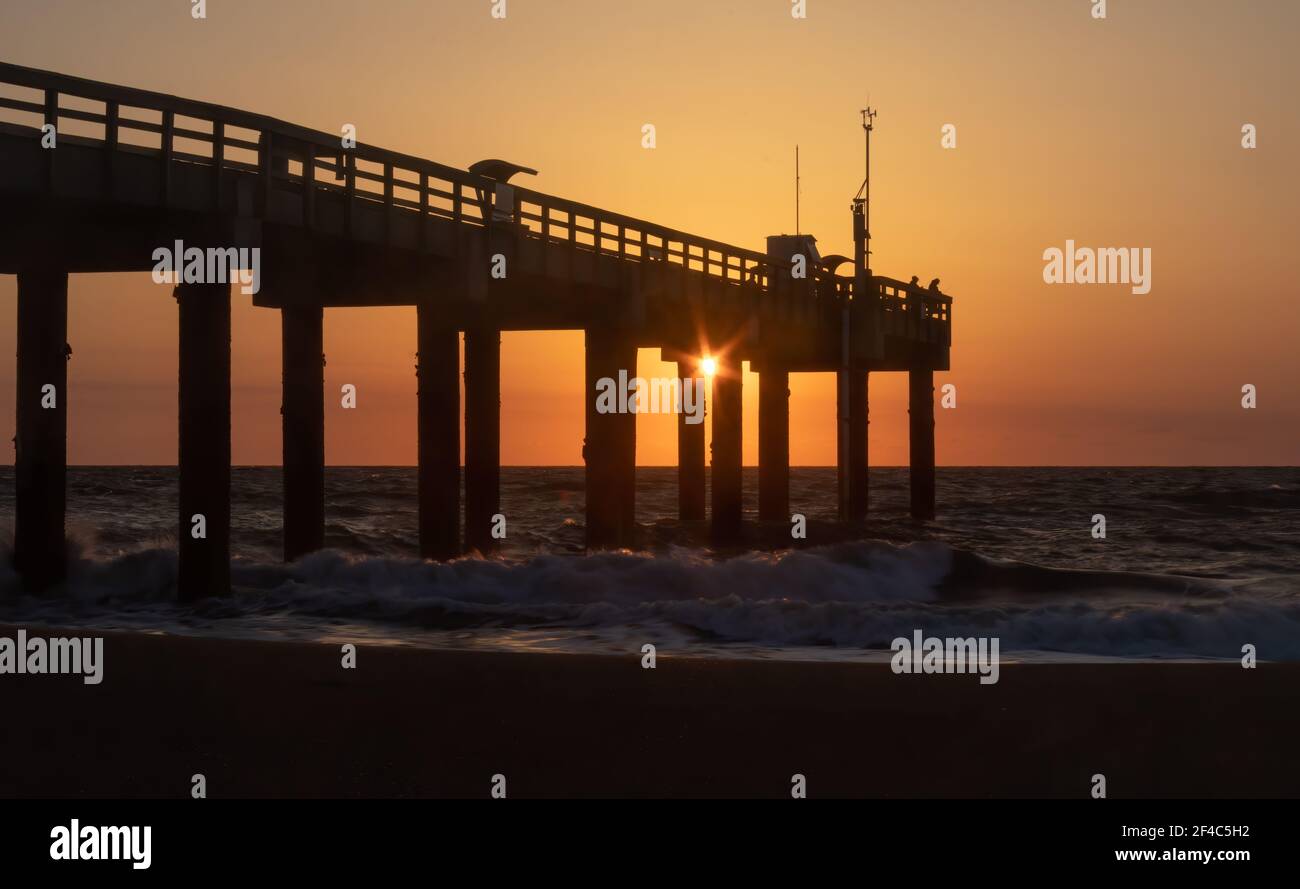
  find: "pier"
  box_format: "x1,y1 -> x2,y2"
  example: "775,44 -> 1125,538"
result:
0,63 -> 952,596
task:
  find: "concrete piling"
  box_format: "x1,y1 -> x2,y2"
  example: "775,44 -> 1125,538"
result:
281,305 -> 325,561
417,305 -> 461,560
13,269 -> 68,591
177,280 -> 231,600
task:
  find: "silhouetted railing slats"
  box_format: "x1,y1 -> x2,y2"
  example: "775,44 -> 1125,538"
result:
0,61 -> 952,338
168,124 -> 214,143
45,105 -> 100,126
0,95 -> 46,115
114,115 -> 165,136
219,136 -> 260,153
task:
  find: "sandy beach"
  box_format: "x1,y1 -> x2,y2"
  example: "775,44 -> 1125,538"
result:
2,624 -> 1296,798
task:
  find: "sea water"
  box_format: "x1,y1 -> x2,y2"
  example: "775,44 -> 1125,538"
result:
0,466 -> 1296,662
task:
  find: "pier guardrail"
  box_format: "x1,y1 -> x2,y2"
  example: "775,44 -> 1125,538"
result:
0,62 -> 796,292
0,60 -> 952,340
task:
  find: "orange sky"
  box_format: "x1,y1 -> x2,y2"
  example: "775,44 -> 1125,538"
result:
1,0 -> 1297,466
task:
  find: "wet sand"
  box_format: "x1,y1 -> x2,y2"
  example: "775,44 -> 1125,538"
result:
2,624 -> 1297,798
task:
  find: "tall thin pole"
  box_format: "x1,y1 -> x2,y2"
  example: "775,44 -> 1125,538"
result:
859,107 -> 876,276
795,145 -> 800,236
840,107 -> 876,519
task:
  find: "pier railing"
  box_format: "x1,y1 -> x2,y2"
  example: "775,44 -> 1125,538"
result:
1,61 -> 954,341
0,62 -> 793,292
875,276 -> 953,345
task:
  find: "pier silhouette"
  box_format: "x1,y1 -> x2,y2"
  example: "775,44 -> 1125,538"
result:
0,63 -> 952,597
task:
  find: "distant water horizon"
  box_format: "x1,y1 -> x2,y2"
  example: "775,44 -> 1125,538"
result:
1,466 -> 1297,662
13,464 -> 1297,469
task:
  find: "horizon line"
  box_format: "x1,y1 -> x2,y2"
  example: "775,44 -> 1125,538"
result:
3,464 -> 1295,471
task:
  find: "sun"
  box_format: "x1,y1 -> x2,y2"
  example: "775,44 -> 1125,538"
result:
700,356 -> 718,377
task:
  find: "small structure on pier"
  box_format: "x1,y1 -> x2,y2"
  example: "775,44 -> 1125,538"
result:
0,64 -> 951,596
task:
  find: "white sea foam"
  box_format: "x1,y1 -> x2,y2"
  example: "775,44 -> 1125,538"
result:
1,538 -> 1296,661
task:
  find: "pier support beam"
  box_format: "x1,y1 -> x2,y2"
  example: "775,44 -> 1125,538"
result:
837,370 -> 869,521
464,327 -> 500,553
13,269 -> 68,591
909,368 -> 936,520
710,357 -> 743,544
584,330 -> 637,548
757,366 -> 789,522
417,306 -> 460,560
676,361 -> 705,521
177,281 -> 231,600
281,305 -> 324,561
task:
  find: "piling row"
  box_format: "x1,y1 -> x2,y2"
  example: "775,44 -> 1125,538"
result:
10,294 -> 937,595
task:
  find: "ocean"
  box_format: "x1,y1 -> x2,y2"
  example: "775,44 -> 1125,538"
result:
0,466 -> 1297,661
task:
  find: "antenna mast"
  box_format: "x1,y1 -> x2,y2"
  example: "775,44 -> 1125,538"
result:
838,107 -> 875,521
795,145 -> 801,236
853,106 -> 876,276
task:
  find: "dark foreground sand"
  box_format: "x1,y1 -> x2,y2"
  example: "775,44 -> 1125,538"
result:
2,625 -> 1297,798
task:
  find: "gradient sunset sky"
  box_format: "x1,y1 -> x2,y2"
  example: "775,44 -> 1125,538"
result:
1,0 -> 1296,466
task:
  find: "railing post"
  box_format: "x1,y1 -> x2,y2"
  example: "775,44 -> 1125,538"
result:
161,109 -> 174,205
211,120 -> 224,210
302,143 -> 315,228
43,89 -> 57,191
104,101 -> 119,198
383,162 -> 393,243
418,171 -> 429,251
343,152 -> 355,235
260,131 -> 274,216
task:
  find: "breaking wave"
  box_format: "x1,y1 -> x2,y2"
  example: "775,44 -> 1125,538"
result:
2,538 -> 1296,661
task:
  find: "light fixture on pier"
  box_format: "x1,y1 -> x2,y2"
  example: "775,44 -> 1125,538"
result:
469,158 -> 538,224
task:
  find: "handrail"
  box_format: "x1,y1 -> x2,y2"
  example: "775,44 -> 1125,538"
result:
0,60 -> 954,324
873,276 -> 952,345
0,60 -> 798,289
0,61 -> 476,186
875,275 -> 952,308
